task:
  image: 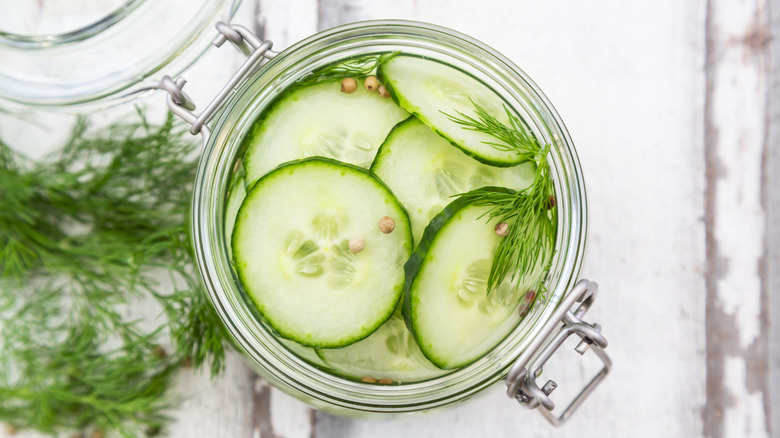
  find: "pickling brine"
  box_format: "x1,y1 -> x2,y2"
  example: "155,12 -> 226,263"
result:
226,53 -> 556,384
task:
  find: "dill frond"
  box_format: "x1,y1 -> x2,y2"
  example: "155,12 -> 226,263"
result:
447,102 -> 557,295
298,51 -> 400,85
0,113 -> 228,436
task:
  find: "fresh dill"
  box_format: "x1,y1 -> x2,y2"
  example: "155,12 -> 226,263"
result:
298,51 -> 400,84
444,100 -> 539,163
0,113 -> 228,437
447,102 -> 557,294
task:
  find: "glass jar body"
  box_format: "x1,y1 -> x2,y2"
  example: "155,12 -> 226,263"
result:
192,20 -> 588,416
0,0 -> 236,108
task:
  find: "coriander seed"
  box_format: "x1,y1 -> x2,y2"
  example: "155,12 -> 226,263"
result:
341,77 -> 358,94
494,222 -> 509,237
378,216 -> 395,234
364,75 -> 380,91
349,236 -> 366,253
378,85 -> 391,98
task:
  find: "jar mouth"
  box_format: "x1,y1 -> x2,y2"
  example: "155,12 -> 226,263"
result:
193,19 -> 587,414
0,0 -> 144,48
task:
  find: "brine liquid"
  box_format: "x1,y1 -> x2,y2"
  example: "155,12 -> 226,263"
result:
227,52 -> 542,384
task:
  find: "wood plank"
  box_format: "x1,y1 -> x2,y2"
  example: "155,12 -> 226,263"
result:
4,0 -> 777,436
767,1 -> 780,436
704,0 -> 772,436
311,1 -> 709,436
250,2 -> 321,437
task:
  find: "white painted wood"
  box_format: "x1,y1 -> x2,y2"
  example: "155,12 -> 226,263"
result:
2,0 -> 778,437
706,0 -> 771,436
258,0 -> 319,48
311,0 -> 709,437
768,1 -> 780,436
710,0 -> 766,353
168,352 -> 254,438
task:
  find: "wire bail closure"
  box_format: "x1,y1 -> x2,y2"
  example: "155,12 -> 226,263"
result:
505,279 -> 611,426
141,21 -> 277,142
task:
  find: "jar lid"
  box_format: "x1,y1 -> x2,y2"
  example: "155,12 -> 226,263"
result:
0,0 -> 237,108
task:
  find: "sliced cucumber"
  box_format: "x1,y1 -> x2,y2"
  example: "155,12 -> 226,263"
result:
404,193 -> 541,369
243,80 -> 409,184
232,158 -> 413,348
225,169 -> 247,259
315,308 -> 444,383
280,339 -> 330,368
378,55 -> 526,167
371,117 -> 535,243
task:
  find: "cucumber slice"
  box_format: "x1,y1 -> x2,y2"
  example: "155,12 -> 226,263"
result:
280,339 -> 330,368
243,80 -> 409,184
315,309 -> 444,383
378,55 -> 525,167
371,117 -> 535,243
225,170 -> 247,259
404,193 -> 541,369
233,158 -> 413,348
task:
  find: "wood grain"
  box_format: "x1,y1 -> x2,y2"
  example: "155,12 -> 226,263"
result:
2,0 -> 778,437
769,2 -> 780,437
310,1 -> 710,435
704,0 -> 772,436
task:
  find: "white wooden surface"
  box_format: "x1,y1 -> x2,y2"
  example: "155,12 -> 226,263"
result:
1,0 -> 777,437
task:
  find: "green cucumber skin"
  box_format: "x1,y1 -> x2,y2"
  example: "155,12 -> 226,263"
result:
368,117 -> 416,172
232,157 -> 413,349
402,186 -> 516,369
377,66 -> 528,168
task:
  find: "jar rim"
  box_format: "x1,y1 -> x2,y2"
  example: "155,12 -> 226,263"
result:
0,0 -> 144,47
0,0 -> 237,108
192,19 -> 588,414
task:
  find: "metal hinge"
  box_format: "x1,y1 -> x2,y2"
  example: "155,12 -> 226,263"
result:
137,21 -> 277,142
505,279 -> 611,426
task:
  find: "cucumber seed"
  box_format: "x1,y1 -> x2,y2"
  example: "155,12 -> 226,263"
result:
341,77 -> 358,94
378,85 -> 391,98
378,216 -> 396,234
494,222 -> 509,237
349,236 -> 366,253
364,75 -> 380,92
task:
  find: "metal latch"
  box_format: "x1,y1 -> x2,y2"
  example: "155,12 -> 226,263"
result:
505,279 -> 611,426
136,21 -> 276,142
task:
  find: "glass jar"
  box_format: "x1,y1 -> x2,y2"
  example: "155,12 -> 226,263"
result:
0,0 -> 236,108
191,20 -> 597,418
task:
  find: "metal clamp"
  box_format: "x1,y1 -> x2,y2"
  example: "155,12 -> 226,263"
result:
505,279 -> 610,426
137,21 -> 277,141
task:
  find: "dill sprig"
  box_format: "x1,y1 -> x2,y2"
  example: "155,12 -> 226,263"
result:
448,103 -> 557,294
0,113 -> 228,436
444,100 -> 539,163
298,51 -> 400,85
